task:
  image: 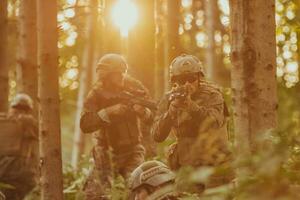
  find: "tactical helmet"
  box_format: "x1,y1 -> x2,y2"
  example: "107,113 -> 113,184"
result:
170,54 -> 204,77
10,93 -> 33,110
130,160 -> 175,191
96,54 -> 128,79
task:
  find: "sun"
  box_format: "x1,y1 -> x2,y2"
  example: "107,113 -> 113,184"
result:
111,0 -> 138,37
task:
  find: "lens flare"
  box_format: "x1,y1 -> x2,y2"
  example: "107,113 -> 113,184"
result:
111,0 -> 138,37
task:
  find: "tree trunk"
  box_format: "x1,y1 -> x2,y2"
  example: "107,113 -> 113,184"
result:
204,0 -> 229,87
71,0 -> 98,169
18,0 -> 38,114
154,0 -> 166,99
0,0 -> 8,112
37,0 -> 63,199
230,0 -> 278,153
166,0 -> 182,90
18,0 -> 39,180
128,0 -> 155,95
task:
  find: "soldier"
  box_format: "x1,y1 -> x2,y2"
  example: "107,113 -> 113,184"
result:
80,54 -> 154,199
152,54 -> 232,188
0,94 -> 38,200
129,160 -> 178,200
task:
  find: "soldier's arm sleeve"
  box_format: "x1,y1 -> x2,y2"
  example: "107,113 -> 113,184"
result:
151,96 -> 174,142
20,115 -> 38,139
188,90 -> 226,128
80,88 -> 110,133
125,76 -> 154,124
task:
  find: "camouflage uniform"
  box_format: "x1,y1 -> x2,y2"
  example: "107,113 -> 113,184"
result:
139,120 -> 157,158
0,94 -> 38,200
152,55 -> 232,188
80,54 -> 154,199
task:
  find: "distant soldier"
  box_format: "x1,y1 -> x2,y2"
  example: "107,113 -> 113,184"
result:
129,160 -> 178,200
152,54 -> 232,187
0,94 -> 38,200
80,54 -> 155,199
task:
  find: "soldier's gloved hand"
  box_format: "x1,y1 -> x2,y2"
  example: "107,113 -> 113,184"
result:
133,104 -> 152,119
168,99 -> 181,119
105,103 -> 128,117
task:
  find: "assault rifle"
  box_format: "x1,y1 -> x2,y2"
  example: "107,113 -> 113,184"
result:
101,89 -> 158,111
168,86 -> 188,102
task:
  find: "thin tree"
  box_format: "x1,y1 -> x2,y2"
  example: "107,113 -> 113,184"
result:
230,0 -> 278,153
154,0 -> 166,99
0,0 -> 8,112
18,0 -> 38,112
37,0 -> 63,199
17,0 -> 39,176
204,0 -> 229,87
166,0 -> 182,90
71,0 -> 98,169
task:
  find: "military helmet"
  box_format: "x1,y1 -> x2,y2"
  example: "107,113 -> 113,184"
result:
130,160 -> 175,191
10,93 -> 33,110
96,54 -> 128,79
170,54 -> 204,77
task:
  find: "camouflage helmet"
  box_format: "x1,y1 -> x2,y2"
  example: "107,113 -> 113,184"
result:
170,54 -> 204,77
129,160 -> 175,191
10,93 -> 33,110
96,54 -> 128,79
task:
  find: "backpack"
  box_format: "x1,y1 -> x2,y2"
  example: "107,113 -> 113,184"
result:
0,113 -> 23,156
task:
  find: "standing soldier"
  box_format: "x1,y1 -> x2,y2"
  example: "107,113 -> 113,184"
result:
0,94 -> 38,200
152,54 -> 232,188
80,54 -> 154,199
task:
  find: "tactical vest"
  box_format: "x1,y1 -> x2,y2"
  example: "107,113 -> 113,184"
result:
0,113 -> 23,156
82,77 -> 147,155
98,98 -> 141,153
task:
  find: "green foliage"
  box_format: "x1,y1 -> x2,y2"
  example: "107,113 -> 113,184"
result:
169,130 -> 300,200
0,182 -> 15,190
105,175 -> 129,200
25,155 -> 91,200
63,156 -> 91,200
228,131 -> 300,200
155,137 -> 176,163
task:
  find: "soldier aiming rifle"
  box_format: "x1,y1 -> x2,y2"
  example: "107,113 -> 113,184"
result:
152,54 -> 233,188
80,53 -> 156,199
